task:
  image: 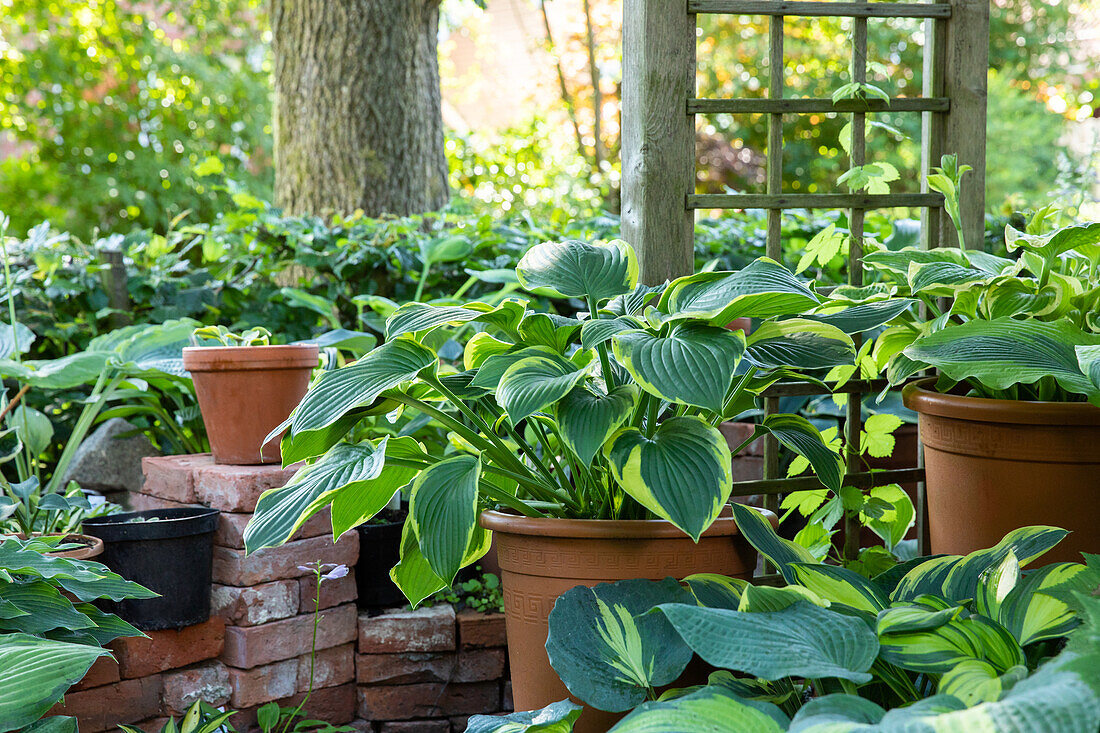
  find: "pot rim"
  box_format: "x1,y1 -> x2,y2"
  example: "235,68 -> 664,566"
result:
2,532 -> 104,560
82,507 -> 220,542
479,505 -> 776,539
182,344 -> 320,371
903,377 -> 1100,426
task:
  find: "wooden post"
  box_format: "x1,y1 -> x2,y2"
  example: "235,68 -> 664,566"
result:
621,0 -> 696,284
928,0 -> 988,249
98,246 -> 131,329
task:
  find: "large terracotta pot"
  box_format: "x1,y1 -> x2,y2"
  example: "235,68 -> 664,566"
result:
904,378 -> 1100,562
183,344 -> 319,465
480,507 -> 776,732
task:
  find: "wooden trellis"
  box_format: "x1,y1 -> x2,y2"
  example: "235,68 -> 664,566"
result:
621,0 -> 989,556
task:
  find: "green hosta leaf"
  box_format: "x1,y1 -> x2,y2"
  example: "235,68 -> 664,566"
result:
389,520 -> 448,607
556,384 -> 638,464
611,323 -> 744,412
656,601 -> 879,683
305,328 -> 377,354
329,437 -> 425,537
466,700 -> 583,733
386,300 -> 525,340
607,417 -> 732,541
659,258 -> 820,324
609,686 -> 789,733
517,239 -> 638,301
803,299 -> 915,335
731,502 -> 816,582
862,484 -> 915,552
1078,344 -> 1100,392
546,579 -> 695,712
788,694 -> 886,730
0,352 -> 110,390
471,346 -> 569,391
23,717 -> 79,733
608,282 -> 666,316
0,322 -> 34,360
759,414 -> 843,494
464,332 -> 515,371
580,317 -> 638,351
938,660 -> 1028,705
0,542 -> 154,602
0,633 -> 112,730
419,234 -> 474,265
788,563 -> 888,614
904,318 -> 1100,404
409,455 -> 481,583
0,581 -> 95,635
518,313 -> 582,353
291,338 -> 436,438
745,319 -> 855,370
737,584 -> 829,613
907,261 -> 993,296
497,356 -> 588,424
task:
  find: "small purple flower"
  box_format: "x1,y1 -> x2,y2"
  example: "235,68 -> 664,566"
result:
297,561 -> 349,582
322,564 -> 349,581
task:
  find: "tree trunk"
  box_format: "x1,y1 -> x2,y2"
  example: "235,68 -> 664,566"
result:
271,0 -> 450,217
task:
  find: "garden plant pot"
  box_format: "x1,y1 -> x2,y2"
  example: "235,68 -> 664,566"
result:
183,344 -> 319,465
904,378 -> 1100,562
7,532 -> 103,560
480,507 -> 776,733
355,520 -> 406,610
82,507 -> 219,630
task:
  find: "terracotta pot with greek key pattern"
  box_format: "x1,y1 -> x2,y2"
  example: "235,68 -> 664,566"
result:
904,378 -> 1100,563
480,506 -> 776,732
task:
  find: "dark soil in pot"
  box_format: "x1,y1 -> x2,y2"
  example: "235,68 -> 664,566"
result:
355,507 -> 407,610
82,507 -> 219,630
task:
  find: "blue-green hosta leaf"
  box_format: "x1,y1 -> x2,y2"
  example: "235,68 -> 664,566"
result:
877,603 -> 1025,674
0,352 -> 110,390
656,601 -> 879,683
803,299 -> 916,335
938,659 -> 1028,706
386,300 -> 526,340
497,356 -> 589,424
390,514 -> 493,609
517,239 -> 638,301
1006,221 -> 1100,260
290,338 -> 436,437
659,258 -> 820,324
409,455 -> 481,583
745,319 -> 855,370
759,414 -> 843,494
904,318 -> 1100,404
0,634 -> 112,730
579,317 -> 640,351
546,579 -> 695,712
607,282 -> 666,316
0,322 -> 34,360
1078,344 -> 1100,392
470,346 -> 570,391
611,323 -> 745,412
556,384 -> 638,464
0,581 -> 94,635
862,247 -> 968,279
787,694 -> 886,731
466,701 -> 583,733
111,319 -> 200,377
304,328 -> 377,354
517,313 -> 582,354
788,563 -> 888,614
0,542 -> 155,602
907,261 -> 994,296
684,573 -> 748,610
608,686 -> 789,733
607,417 -> 732,541
730,502 -> 816,583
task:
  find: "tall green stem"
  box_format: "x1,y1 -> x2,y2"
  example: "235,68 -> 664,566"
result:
586,296 -> 617,389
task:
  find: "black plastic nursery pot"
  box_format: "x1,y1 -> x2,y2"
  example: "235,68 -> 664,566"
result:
82,507 -> 219,631
355,520 -> 405,610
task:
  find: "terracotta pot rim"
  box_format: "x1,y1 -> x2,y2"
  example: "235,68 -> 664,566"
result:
903,377 -> 1100,426
3,532 -> 104,560
182,344 -> 320,371
479,505 -> 776,539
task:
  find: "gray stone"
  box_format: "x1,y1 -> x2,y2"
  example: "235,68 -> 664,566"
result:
61,417 -> 160,493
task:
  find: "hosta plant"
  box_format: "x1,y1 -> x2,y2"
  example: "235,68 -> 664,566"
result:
243,238 -> 913,604
0,535 -> 155,732
865,207 -> 1100,404
484,508 -> 1100,732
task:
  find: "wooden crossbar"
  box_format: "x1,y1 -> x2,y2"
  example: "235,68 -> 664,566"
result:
687,192 -> 945,209
688,97 -> 951,114
688,1 -> 951,18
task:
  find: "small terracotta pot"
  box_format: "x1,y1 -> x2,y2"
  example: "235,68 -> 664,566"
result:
904,378 -> 1100,562
480,507 -> 775,732
183,344 -> 319,465
7,532 -> 104,560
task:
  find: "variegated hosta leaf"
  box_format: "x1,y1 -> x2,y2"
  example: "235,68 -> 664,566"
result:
759,414 -> 843,494
938,659 -> 1028,705
546,579 -> 695,712
0,634 -> 113,730
579,316 -> 639,351
409,455 -> 481,584
385,300 -> 526,340
658,258 -> 820,324
466,700 -> 583,733
611,323 -> 745,412
965,249 -> 1020,277
497,355 -> 589,425
789,563 -> 888,614
744,319 -> 855,371
1078,344 -> 1100,393
518,313 -> 583,354
731,502 -> 817,583
516,239 -> 638,301
737,583 -> 829,613
877,602 -> 1024,674
389,519 -> 492,607
290,337 -> 436,438
683,573 -> 748,611
1005,221 -> 1100,260
607,417 -> 732,541
983,560 -> 1091,646
863,247 -> 968,279
656,601 -> 879,683
608,686 -> 789,733
979,278 -> 1059,320
470,346 -> 570,391
607,282 -> 666,316
907,261 -> 994,297
803,298 -> 916,335
464,332 -> 515,370
555,384 -> 638,464
903,317 -> 1100,404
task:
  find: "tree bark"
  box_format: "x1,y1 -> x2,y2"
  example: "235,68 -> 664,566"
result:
271,0 -> 450,217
